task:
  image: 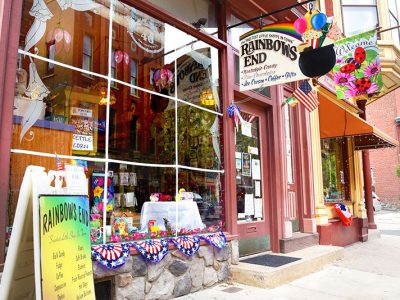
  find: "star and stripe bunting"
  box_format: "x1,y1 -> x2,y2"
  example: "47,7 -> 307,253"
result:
91,231 -> 227,269
130,239 -> 169,263
199,231 -> 226,249
91,243 -> 131,269
170,235 -> 200,257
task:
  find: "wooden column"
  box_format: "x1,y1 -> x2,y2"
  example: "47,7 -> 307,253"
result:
309,108 -> 328,225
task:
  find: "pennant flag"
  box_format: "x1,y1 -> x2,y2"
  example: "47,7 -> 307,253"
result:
170,235 -> 201,257
55,154 -> 63,171
91,243 -> 131,269
131,239 -> 169,263
199,231 -> 227,249
332,29 -> 382,100
293,81 -> 319,112
286,97 -> 298,107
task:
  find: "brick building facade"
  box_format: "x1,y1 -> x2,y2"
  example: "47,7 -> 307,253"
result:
368,89 -> 400,208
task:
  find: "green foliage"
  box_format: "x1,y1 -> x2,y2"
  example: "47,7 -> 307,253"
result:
365,49 -> 377,64
397,165 -> 400,178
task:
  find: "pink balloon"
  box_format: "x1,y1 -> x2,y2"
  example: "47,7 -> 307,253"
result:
123,52 -> 129,65
294,17 -> 308,34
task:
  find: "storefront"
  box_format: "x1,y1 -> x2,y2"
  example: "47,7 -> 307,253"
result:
0,0 -> 317,298
314,85 -> 398,246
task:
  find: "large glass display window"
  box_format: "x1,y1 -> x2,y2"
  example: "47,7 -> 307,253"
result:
9,0 -> 224,245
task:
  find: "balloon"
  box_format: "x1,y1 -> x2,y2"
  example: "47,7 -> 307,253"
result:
311,13 -> 327,30
304,10 -> 319,30
123,52 -> 129,65
54,28 -> 63,43
64,30 -> 71,44
294,17 -> 308,34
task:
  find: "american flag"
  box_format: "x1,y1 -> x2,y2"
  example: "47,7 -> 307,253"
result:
293,81 -> 319,112
243,113 -> 256,123
55,154 -> 63,171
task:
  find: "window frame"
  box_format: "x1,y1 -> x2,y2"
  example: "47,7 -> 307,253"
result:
130,58 -> 138,96
82,33 -> 93,73
388,0 -> 400,45
340,0 -> 379,37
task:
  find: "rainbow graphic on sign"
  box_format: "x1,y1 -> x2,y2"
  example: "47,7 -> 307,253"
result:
240,22 -> 303,41
40,195 -> 95,300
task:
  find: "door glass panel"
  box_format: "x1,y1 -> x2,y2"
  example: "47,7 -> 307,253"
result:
235,113 -> 263,222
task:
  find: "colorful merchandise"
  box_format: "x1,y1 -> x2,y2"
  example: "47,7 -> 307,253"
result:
332,30 -> 382,100
92,172 -> 114,213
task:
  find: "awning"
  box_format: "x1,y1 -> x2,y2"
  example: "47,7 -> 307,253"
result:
319,95 -> 398,150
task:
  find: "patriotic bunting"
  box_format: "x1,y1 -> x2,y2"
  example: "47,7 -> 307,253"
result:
91,232 -> 227,269
131,239 -> 169,263
199,231 -> 227,249
334,203 -> 353,226
170,235 -> 201,257
91,243 -> 131,270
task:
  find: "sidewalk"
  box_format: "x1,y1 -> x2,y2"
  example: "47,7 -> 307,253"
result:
181,210 -> 400,300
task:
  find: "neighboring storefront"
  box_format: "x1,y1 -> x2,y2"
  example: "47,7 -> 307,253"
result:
0,0 -> 317,298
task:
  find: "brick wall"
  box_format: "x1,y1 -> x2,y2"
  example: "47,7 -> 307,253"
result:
367,89 -> 400,208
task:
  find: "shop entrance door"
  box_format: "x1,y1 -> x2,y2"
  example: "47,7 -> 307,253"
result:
235,103 -> 270,256
284,104 -> 300,233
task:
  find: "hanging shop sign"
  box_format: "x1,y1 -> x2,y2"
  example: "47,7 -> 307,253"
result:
332,29 -> 383,100
40,195 -> 95,299
166,47 -> 219,109
239,23 -> 307,91
127,9 -> 164,54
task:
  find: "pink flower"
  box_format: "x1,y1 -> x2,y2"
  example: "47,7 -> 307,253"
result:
364,61 -> 381,77
97,177 -> 104,186
150,232 -> 157,239
179,228 -> 186,235
334,72 -> 355,86
336,57 -> 344,64
133,232 -> 141,240
345,82 -> 367,98
125,236 -> 131,241
367,82 -> 379,94
159,230 -> 167,237
112,235 -> 120,243
141,233 -> 147,238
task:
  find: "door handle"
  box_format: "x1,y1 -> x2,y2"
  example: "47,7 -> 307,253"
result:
247,226 -> 257,233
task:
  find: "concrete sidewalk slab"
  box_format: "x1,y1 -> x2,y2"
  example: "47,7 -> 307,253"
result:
230,245 -> 344,288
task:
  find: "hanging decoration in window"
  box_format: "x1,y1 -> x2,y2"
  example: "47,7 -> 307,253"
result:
24,0 -> 100,52
46,26 -> 72,54
126,8 -> 164,54
332,30 -> 383,101
19,54 -> 50,142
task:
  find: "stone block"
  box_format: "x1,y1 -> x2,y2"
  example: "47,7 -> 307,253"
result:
230,240 -> 239,265
217,262 -> 230,282
189,256 -> 205,291
203,266 -> 218,287
198,245 -> 214,266
116,273 -> 133,287
132,255 -> 147,277
115,276 -> 145,300
147,254 -> 171,282
173,273 -> 192,297
214,245 -> 230,262
145,271 -> 174,300
172,249 -> 193,261
145,281 -> 152,294
93,256 -> 133,279
168,259 -> 189,276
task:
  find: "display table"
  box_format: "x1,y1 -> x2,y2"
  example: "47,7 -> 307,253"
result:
140,201 -> 205,232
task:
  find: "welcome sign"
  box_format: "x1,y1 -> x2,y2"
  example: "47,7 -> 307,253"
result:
40,195 -> 95,300
239,23 -> 307,91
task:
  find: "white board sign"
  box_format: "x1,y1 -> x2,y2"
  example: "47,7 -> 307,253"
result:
239,23 -> 307,91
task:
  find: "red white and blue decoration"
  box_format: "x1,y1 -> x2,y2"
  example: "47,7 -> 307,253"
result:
227,104 -> 243,129
170,235 -> 201,257
91,243 -> 131,269
334,203 -> 353,226
131,239 -> 169,263
199,231 -> 226,249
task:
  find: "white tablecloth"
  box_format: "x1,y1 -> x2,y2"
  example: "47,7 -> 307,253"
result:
140,201 -> 205,232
